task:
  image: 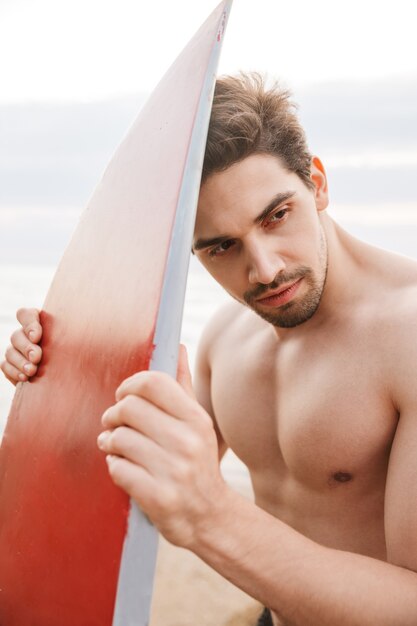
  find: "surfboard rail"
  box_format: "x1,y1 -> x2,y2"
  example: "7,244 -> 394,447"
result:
112,2 -> 233,623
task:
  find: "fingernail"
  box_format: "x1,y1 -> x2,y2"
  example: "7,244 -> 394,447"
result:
18,373 -> 27,382
28,350 -> 36,362
97,431 -> 111,449
29,331 -> 36,341
106,455 -> 116,466
23,363 -> 32,373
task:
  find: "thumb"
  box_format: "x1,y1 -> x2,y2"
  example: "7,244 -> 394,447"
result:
176,344 -> 195,398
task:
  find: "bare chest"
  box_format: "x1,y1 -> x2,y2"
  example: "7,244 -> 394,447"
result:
210,336 -> 398,492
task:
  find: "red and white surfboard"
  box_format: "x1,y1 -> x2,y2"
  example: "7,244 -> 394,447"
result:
0,2 -> 232,624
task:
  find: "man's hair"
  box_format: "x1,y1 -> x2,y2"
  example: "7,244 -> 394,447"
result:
202,72 -> 314,189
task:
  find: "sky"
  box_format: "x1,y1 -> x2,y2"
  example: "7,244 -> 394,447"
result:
1,0 -> 416,265
1,0 -> 417,103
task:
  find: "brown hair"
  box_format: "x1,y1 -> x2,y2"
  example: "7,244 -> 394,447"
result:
202,72 -> 314,189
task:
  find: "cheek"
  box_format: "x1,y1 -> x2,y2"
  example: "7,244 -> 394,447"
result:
197,256 -> 246,296
291,219 -> 323,262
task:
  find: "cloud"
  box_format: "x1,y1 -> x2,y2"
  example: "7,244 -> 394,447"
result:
0,95 -> 146,207
0,77 -> 416,210
298,76 -> 417,154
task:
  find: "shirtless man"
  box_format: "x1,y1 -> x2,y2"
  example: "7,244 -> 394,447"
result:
2,74 -> 417,626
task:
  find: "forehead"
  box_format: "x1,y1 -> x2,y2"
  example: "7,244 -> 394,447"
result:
195,154 -> 302,236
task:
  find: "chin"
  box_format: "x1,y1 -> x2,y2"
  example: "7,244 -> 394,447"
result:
253,296 -> 323,328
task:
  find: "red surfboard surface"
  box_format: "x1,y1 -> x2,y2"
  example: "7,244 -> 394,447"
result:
0,2 -> 231,624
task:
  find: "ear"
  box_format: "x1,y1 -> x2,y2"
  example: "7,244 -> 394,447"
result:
310,156 -> 329,212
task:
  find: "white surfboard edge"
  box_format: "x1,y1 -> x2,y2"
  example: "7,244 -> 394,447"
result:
112,2 -> 233,625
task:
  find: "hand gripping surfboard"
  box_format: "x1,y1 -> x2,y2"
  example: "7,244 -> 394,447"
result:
0,2 -> 232,624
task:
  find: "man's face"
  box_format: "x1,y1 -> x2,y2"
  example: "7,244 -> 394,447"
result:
193,154 -> 329,328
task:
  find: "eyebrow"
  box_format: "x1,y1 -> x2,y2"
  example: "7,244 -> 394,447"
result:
254,191 -> 296,224
193,190 -> 296,252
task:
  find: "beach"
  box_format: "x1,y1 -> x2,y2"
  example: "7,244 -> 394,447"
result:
0,207 -> 416,624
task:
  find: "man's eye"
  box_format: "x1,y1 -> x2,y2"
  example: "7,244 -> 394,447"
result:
265,208 -> 288,226
208,240 -> 235,257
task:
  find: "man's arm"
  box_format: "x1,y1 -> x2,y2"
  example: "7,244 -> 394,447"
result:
384,316 -> 417,571
188,471 -> 417,626
188,317 -> 417,625
99,336 -> 417,626
193,315 -> 228,460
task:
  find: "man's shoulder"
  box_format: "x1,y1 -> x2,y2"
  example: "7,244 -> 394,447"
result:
382,252 -> 417,313
369,248 -> 417,309
197,300 -> 267,364
380,264 -> 417,413
200,300 -> 252,344
371,252 -> 417,373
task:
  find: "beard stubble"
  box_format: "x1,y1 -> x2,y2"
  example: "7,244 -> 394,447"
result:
242,231 -> 328,328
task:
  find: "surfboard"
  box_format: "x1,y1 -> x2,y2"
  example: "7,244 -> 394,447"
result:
0,2 -> 232,625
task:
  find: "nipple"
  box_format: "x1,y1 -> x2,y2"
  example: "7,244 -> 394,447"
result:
332,471 -> 353,483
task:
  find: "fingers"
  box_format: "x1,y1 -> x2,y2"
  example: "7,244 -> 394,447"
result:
99,425 -> 194,519
1,308 -> 43,385
102,395 -> 179,445
6,344 -> 36,375
102,394 -> 196,455
10,327 -> 42,364
116,370 -> 187,413
98,369 -> 223,546
97,426 -> 163,472
1,346 -> 37,384
105,455 -> 158,510
0,359 -> 26,385
16,307 -> 42,344
115,369 -> 203,424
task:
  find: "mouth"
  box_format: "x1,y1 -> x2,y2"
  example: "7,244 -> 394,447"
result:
254,278 -> 303,307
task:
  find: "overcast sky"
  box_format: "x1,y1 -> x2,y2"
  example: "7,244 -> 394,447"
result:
1,0 -> 416,264
1,0 -> 417,103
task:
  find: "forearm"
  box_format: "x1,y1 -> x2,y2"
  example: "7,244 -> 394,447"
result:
191,488 -> 417,626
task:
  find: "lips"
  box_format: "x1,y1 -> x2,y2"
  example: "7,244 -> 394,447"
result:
255,278 -> 303,307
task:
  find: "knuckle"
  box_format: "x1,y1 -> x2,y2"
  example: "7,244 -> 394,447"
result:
184,437 -> 198,457
107,457 -> 125,481
122,371 -> 169,400
138,373 -> 157,395
181,432 -> 204,459
10,330 -> 22,345
101,407 -> 115,427
118,394 -> 139,419
144,370 -> 169,392
110,427 -> 126,448
3,363 -> 13,377
17,306 -> 38,319
16,307 -> 26,321
158,488 -> 180,516
172,460 -> 192,483
113,427 -> 136,456
2,361 -> 13,375
24,323 -> 37,339
1,361 -> 19,383
5,345 -> 15,361
30,345 -> 41,360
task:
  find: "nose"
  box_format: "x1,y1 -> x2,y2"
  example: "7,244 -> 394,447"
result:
246,243 -> 286,285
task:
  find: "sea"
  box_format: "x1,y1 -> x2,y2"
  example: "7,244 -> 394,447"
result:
0,204 -> 416,489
